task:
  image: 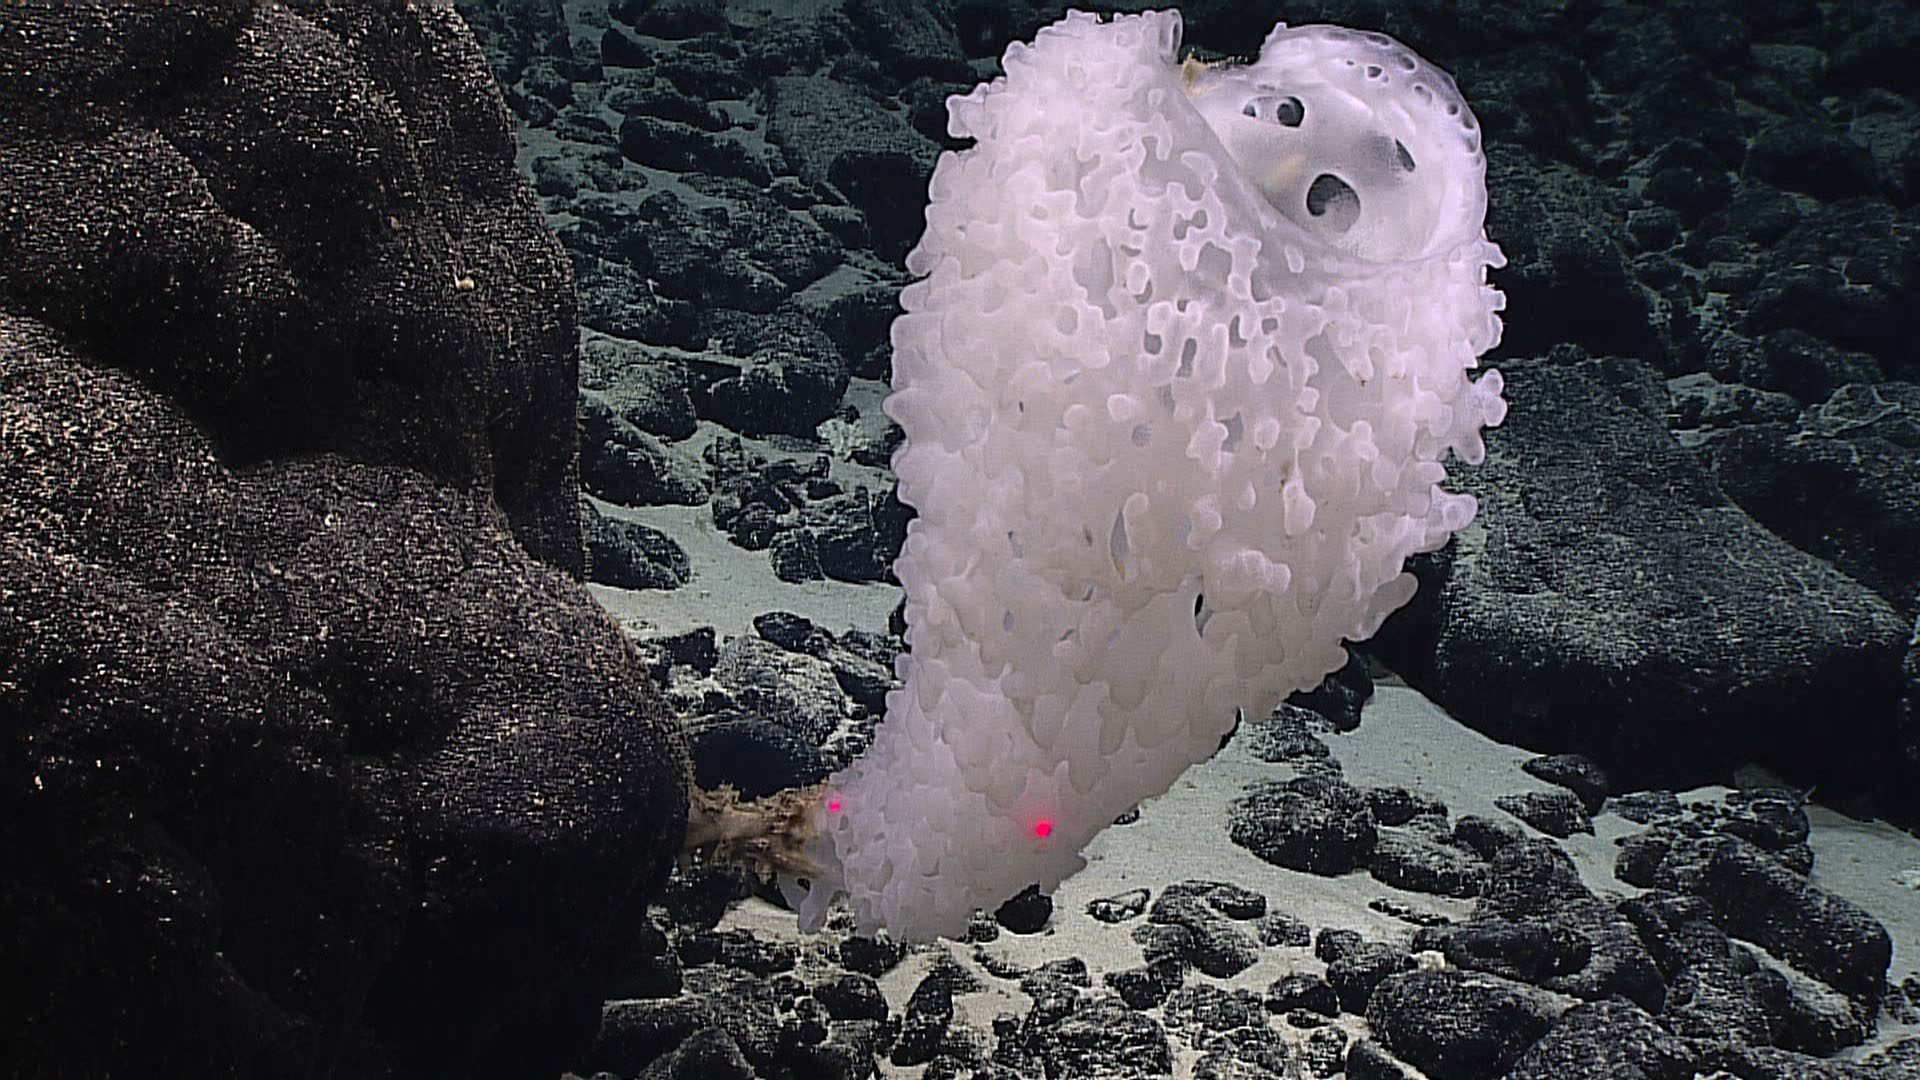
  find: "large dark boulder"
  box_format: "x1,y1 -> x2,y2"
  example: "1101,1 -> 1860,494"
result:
0,3 -> 687,1076
0,0 -> 583,574
1,320 -> 687,1076
1374,349 -> 1912,820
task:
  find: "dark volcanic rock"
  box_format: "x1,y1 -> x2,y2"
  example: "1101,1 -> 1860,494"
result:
1,325 -> 686,1077
1028,994 -> 1173,1080
0,4 -> 686,1076
1521,753 -> 1610,814
1147,891 -> 1261,979
763,74 -> 940,262
1618,833 -> 1892,1008
1365,968 -> 1562,1080
1504,997 -> 1697,1080
1229,774 -> 1378,875
1461,839 -> 1665,1011
688,715 -> 833,800
1373,349 -> 1912,819
1495,789 -> 1595,838
0,0 -> 584,573
1694,382 -> 1920,619
1368,824 -> 1490,899
583,497 -> 694,590
580,393 -> 712,507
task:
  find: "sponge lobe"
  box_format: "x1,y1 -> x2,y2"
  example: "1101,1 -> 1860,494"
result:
789,10 -> 1505,941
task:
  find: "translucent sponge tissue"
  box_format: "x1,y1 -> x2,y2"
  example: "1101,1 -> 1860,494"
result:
780,9 -> 1507,941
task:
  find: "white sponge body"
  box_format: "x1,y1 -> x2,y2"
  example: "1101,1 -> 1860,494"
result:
787,9 -> 1505,941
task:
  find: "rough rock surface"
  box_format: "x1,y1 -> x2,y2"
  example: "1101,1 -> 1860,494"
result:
0,0 -> 583,572
1374,349 -> 1913,815
0,4 -> 685,1076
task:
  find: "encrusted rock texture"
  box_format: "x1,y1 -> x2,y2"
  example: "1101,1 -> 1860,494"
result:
0,3 -> 686,1075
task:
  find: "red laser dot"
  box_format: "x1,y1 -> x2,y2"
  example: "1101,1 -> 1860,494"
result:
826,797 -> 842,812
1032,819 -> 1053,838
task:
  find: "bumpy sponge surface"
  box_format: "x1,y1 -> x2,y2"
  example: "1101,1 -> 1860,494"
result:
786,10 -> 1506,940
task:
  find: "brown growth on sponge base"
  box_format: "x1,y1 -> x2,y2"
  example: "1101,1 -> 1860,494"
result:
680,782 -> 827,883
